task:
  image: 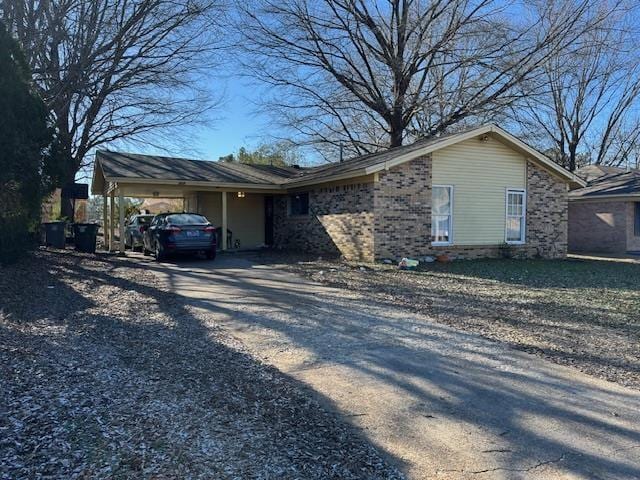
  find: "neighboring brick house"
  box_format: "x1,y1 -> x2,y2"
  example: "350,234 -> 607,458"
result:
91,124 -> 584,260
569,166 -> 640,254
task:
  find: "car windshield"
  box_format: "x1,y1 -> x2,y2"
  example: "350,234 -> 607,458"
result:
137,216 -> 153,224
166,214 -> 208,225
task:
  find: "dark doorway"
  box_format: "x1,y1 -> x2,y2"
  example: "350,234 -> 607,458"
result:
264,196 -> 274,246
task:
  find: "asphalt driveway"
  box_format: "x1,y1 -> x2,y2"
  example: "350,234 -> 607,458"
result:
133,253 -> 640,479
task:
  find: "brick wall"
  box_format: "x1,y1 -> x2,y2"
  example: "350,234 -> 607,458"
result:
373,155 -> 432,260
273,182 -> 375,261
525,160 -> 569,259
273,156 -> 570,262
568,200 -> 628,253
371,156 -> 568,260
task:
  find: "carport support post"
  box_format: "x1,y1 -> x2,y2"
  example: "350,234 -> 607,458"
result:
222,191 -> 227,251
109,190 -> 115,252
102,191 -> 109,250
118,189 -> 125,256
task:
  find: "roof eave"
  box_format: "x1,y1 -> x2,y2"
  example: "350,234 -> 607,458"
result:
569,193 -> 640,202
284,169 -> 371,189
105,176 -> 285,191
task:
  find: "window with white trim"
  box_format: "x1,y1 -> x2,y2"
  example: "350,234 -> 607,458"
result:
506,189 -> 526,244
432,185 -> 453,245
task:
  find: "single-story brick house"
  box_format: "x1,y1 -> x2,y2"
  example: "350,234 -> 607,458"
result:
568,165 -> 640,254
91,124 -> 584,261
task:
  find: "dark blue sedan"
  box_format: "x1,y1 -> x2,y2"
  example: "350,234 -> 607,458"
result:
142,213 -> 217,261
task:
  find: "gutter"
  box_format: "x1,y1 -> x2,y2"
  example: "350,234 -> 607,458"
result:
569,193 -> 640,202
283,169 -> 372,189
103,176 -> 284,191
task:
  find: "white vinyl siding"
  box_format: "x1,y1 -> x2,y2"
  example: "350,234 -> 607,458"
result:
432,136 -> 527,245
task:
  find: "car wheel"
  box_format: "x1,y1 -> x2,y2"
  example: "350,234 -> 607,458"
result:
206,249 -> 216,261
125,234 -> 131,249
133,244 -> 143,253
154,242 -> 165,262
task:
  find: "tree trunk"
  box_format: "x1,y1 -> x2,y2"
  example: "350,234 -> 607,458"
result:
60,170 -> 77,222
56,121 -> 78,222
568,142 -> 578,172
389,111 -> 404,148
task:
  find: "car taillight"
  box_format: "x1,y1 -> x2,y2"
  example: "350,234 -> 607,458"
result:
203,226 -> 215,232
139,226 -> 145,233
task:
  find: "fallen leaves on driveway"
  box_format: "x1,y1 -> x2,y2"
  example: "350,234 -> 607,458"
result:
0,250 -> 403,479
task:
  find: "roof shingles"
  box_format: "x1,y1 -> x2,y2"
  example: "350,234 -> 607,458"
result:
98,151 -> 300,185
95,125 -> 581,192
97,128 -> 471,188
570,169 -> 640,199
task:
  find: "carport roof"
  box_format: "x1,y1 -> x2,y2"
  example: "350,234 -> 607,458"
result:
98,151 -> 300,184
92,124 -> 584,195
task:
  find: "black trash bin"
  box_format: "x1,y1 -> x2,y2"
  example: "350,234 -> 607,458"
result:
73,223 -> 99,253
43,221 -> 66,248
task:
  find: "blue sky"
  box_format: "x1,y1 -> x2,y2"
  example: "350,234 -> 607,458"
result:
191,78 -> 269,160
81,77 -> 278,182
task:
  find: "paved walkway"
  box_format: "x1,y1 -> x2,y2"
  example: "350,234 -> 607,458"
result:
569,252 -> 640,264
132,253 -> 640,479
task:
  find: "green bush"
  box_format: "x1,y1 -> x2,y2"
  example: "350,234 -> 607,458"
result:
0,22 -> 55,264
0,215 -> 36,264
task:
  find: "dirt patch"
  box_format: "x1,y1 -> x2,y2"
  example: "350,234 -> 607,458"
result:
257,252 -> 640,391
0,249 -> 402,479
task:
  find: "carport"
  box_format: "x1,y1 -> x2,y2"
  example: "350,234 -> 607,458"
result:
90,151 -> 294,254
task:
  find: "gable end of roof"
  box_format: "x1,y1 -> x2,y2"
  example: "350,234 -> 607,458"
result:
358,124 -> 585,188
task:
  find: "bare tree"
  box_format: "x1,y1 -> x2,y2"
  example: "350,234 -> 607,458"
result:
1,0 -> 223,191
238,0 -> 611,159
513,3 -> 640,171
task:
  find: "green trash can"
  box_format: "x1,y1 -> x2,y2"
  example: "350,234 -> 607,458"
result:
44,221 -> 66,248
73,223 -> 99,253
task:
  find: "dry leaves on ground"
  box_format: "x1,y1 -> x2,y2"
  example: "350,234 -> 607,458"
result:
0,249 -> 402,480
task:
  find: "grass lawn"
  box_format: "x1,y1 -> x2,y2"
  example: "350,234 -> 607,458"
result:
285,256 -> 640,390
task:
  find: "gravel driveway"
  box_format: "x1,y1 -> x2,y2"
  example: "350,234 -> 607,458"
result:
0,250 -> 401,479
281,255 -> 640,390
143,252 -> 640,480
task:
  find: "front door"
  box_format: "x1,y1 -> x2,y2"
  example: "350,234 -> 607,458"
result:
264,196 -> 274,246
